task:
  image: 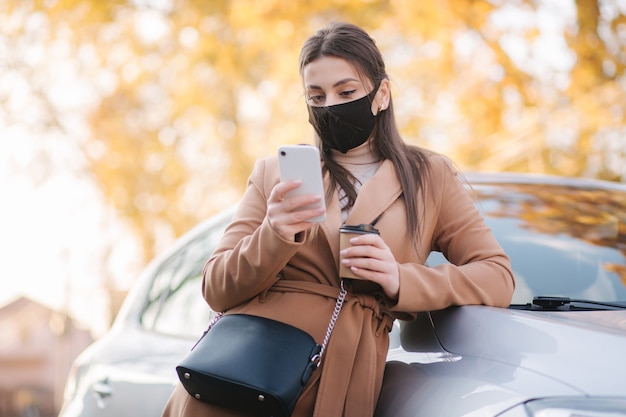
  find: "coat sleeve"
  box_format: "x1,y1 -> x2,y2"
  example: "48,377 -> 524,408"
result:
392,156 -> 515,313
201,158 -> 307,312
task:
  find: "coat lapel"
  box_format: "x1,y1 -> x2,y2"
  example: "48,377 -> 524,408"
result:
345,160 -> 402,226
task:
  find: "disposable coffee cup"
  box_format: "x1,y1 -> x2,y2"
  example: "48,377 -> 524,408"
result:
339,224 -> 380,279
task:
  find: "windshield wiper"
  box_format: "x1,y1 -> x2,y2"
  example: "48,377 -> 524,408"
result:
510,296 -> 626,311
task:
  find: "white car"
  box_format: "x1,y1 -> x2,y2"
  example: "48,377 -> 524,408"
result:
59,173 -> 626,417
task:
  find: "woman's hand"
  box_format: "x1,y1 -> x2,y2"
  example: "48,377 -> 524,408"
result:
340,234 -> 400,299
267,180 -> 326,241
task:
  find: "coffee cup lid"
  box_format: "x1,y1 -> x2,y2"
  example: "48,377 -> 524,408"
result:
340,224 -> 380,234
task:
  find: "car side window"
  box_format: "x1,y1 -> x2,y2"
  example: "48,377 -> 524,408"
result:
141,219 -> 229,339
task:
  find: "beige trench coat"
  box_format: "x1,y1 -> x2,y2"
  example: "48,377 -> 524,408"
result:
162,151 -> 515,417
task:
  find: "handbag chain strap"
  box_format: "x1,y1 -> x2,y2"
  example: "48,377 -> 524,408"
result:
205,280 -> 348,368
315,279 -> 347,367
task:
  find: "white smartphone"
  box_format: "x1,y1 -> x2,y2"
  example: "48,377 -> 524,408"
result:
278,145 -> 326,223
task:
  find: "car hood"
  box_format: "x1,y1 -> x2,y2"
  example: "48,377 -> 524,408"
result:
431,305 -> 626,396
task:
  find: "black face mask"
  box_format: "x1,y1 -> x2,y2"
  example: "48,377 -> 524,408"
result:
308,88 -> 379,154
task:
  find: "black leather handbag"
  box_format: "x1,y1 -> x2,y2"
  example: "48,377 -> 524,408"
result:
176,283 -> 347,417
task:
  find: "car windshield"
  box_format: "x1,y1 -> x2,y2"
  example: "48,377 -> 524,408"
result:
427,181 -> 626,306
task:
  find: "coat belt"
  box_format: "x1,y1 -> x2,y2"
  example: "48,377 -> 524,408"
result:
269,280 -> 394,416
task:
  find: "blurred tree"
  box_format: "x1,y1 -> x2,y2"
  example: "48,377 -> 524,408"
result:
1,0 -> 625,319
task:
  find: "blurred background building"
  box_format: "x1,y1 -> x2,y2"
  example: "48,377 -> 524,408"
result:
0,297 -> 92,417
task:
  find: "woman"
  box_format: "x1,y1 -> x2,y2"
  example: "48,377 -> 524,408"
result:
163,21 -> 515,417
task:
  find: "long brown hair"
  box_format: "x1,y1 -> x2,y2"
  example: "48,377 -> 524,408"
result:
299,22 -> 431,244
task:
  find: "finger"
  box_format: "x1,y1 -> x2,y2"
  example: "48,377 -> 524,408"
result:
287,206 -> 326,223
347,233 -> 386,247
283,193 -> 324,212
342,256 -> 386,273
270,180 -> 302,203
340,244 -> 385,260
347,266 -> 382,281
